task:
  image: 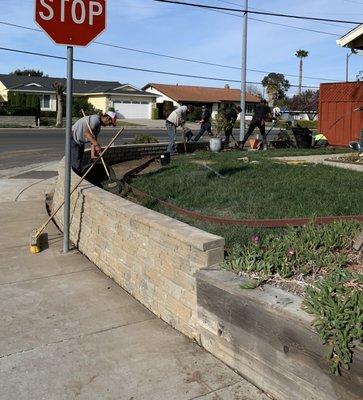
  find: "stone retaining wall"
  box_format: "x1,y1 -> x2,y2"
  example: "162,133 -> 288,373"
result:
52,143 -> 223,339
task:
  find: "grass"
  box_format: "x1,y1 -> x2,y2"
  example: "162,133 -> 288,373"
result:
116,121 -> 143,127
132,149 -> 362,220
129,148 -> 360,247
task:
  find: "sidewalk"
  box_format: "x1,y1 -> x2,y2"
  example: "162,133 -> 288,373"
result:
0,162 -> 269,400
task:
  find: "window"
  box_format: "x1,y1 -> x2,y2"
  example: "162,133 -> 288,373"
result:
141,101 -> 148,104
131,101 -> 140,104
40,95 -> 50,109
246,104 -> 256,114
122,101 -> 131,104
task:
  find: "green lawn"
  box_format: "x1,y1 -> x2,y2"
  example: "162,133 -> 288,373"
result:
129,149 -> 361,247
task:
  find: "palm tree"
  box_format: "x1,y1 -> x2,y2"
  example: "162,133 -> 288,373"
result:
295,49 -> 309,95
52,82 -> 65,128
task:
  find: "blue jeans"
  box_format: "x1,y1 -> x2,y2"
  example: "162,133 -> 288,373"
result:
194,122 -> 212,142
166,121 -> 177,154
71,138 -> 84,175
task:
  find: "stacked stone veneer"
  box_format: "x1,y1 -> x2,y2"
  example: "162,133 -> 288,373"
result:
52,143 -> 223,340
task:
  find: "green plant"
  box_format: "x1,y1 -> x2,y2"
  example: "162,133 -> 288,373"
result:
296,120 -> 317,129
133,135 -> 159,144
108,107 -> 115,112
212,109 -> 234,138
303,269 -> 362,375
187,106 -> 202,122
222,221 -> 362,374
72,97 -> 98,117
224,222 -> 361,279
151,107 -> 159,120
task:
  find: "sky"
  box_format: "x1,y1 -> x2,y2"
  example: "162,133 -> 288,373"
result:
0,0 -> 362,95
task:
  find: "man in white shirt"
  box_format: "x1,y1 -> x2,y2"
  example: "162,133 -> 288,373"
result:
71,111 -> 116,174
165,105 -> 194,154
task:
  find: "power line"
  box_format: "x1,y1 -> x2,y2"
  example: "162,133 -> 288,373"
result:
153,0 -> 363,24
0,46 -> 320,89
205,8 -> 344,36
214,0 -> 353,29
0,20 -> 339,82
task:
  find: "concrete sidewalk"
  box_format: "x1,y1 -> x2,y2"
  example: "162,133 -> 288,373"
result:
0,163 -> 269,400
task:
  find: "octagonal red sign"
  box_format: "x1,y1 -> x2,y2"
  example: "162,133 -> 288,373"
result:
35,0 -> 106,46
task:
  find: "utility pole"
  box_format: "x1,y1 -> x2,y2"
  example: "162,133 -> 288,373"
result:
346,52 -> 351,82
240,0 -> 248,141
63,46 -> 73,253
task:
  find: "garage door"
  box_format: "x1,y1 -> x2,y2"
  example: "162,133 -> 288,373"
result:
114,101 -> 150,119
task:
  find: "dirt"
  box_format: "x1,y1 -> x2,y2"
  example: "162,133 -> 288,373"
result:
112,158 -> 162,179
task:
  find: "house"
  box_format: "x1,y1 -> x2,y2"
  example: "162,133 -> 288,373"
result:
318,25 -> 363,146
0,74 -> 157,119
142,83 -> 260,119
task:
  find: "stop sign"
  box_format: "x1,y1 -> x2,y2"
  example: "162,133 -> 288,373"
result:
35,0 -> 106,46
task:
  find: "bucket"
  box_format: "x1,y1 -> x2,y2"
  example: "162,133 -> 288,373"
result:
209,138 -> 222,152
160,152 -> 171,166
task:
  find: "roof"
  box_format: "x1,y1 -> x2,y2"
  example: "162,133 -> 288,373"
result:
0,74 -> 155,97
142,83 -> 261,103
337,24 -> 363,50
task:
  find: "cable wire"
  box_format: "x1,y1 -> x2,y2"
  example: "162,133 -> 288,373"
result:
0,20 -> 339,82
153,0 -> 363,24
0,46 -> 320,88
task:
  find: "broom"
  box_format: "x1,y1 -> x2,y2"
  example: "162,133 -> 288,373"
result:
30,128 -> 124,254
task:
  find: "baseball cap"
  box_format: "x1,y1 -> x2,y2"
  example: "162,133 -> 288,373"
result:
106,111 -> 116,120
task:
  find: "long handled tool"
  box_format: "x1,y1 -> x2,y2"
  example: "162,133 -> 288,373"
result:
30,128 -> 124,254
81,109 -> 110,176
81,109 -> 122,193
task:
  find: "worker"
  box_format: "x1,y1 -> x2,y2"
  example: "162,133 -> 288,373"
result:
71,111 -> 116,175
224,105 -> 242,148
193,105 -> 212,142
165,104 -> 194,154
240,99 -> 271,150
312,133 -> 329,148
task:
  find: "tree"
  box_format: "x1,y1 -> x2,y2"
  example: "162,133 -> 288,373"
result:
261,73 -> 290,106
286,90 -> 319,120
246,84 -> 262,98
295,49 -> 309,95
10,69 -> 46,77
72,97 -> 98,118
52,82 -> 65,128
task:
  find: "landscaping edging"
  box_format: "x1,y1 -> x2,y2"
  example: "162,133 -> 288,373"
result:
196,269 -> 363,400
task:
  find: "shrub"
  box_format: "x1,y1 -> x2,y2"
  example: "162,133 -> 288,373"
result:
40,111 -> 57,118
187,106 -> 202,122
151,107 -> 159,120
72,97 -> 98,117
163,101 -> 174,119
296,120 -> 317,129
133,135 -> 159,144
108,106 -> 115,112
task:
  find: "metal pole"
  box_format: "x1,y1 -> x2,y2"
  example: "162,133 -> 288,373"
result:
240,0 -> 248,141
63,46 -> 73,253
346,52 -> 349,82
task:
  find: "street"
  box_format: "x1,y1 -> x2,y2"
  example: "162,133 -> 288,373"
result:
0,127 -> 168,169
0,127 -> 279,170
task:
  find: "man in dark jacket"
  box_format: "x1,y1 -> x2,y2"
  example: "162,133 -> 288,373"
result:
224,105 -> 242,148
193,105 -> 212,142
241,99 -> 271,150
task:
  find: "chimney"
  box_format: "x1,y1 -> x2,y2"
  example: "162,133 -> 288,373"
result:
224,84 -> 230,89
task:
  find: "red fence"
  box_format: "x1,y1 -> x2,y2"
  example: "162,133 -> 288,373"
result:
319,82 -> 363,146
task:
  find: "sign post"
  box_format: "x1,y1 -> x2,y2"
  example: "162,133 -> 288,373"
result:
35,0 -> 106,252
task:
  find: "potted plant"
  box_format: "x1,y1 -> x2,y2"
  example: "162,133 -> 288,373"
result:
211,110 -> 233,152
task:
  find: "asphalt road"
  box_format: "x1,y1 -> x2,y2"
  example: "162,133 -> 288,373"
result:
0,127 -> 279,170
0,128 -> 169,170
